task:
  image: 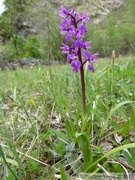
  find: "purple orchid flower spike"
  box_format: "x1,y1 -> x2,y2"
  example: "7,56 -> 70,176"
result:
59,6 -> 98,73
59,6 -> 99,115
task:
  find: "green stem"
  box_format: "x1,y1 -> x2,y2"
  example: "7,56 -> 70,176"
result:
111,56 -> 114,104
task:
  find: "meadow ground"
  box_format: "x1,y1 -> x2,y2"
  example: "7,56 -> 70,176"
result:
0,56 -> 135,179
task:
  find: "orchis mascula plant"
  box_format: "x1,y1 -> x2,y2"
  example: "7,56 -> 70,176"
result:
59,6 -> 98,115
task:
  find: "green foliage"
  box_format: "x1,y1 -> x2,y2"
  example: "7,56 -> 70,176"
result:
1,35 -> 25,60
1,43 -> 16,60
0,0 -> 34,62
88,0 -> 135,57
1,35 -> 42,60
23,36 -> 41,58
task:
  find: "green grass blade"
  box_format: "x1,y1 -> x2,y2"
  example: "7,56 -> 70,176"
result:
60,165 -> 68,180
100,101 -> 134,137
0,157 -> 19,166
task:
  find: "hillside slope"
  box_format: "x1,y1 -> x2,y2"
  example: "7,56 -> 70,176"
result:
12,0 -> 126,38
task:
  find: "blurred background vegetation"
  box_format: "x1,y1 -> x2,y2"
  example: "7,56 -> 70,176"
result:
0,0 -> 135,64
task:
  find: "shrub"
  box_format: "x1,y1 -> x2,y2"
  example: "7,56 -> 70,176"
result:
23,36 -> 41,59
1,35 -> 25,61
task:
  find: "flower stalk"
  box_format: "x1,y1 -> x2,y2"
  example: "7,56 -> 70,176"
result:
78,48 -> 86,115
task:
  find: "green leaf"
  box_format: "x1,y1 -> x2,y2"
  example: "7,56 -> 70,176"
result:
61,99 -> 71,113
60,166 -> 68,180
131,109 -> 135,128
7,173 -> 16,180
77,134 -> 93,171
51,140 -> 66,156
130,147 -> 135,160
66,143 -> 82,173
123,150 -> 135,168
0,157 -> 18,166
66,119 -> 75,139
13,86 -> 17,102
111,121 -> 122,131
121,121 -> 130,137
51,129 -> 69,144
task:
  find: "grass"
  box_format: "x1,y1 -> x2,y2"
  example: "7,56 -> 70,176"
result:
0,56 -> 135,179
